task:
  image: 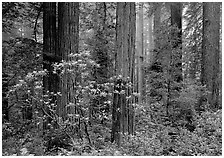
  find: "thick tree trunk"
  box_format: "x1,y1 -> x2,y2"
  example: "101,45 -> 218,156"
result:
43,2 -> 57,130
201,2 -> 220,110
43,2 -> 57,90
58,2 -> 79,119
111,2 -> 136,146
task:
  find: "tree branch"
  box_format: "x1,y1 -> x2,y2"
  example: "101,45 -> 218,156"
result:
34,3 -> 43,42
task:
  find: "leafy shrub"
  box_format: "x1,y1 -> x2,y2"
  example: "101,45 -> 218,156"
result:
168,80 -> 209,129
131,99 -> 221,156
175,110 -> 222,156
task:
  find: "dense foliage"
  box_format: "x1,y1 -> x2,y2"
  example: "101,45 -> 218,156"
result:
2,2 -> 222,156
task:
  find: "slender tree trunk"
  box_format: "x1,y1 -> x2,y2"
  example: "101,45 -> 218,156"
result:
145,6 -> 154,104
136,3 -> 144,104
189,30 -> 197,79
170,2 -> 182,82
111,2 -> 136,146
153,2 -> 161,51
201,2 -> 221,110
148,14 -> 154,65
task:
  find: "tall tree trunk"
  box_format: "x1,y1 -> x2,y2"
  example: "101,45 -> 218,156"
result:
58,2 -> 79,119
136,3 -> 144,104
148,13 -> 154,65
58,3 -> 92,144
145,5 -> 154,104
170,2 -> 182,82
201,2 -> 220,110
189,30 -> 197,79
111,2 -> 136,146
43,2 -> 57,130
153,2 -> 161,51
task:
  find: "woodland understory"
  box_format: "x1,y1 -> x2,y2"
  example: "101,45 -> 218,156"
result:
2,2 -> 222,156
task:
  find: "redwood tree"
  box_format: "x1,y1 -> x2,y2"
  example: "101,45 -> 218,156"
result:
201,2 -> 221,110
58,2 -> 79,119
136,3 -> 144,104
43,2 -> 58,129
111,2 -> 136,146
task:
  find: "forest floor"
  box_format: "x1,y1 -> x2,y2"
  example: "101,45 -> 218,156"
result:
2,109 -> 222,156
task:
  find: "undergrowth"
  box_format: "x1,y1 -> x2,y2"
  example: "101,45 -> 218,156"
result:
2,109 -> 221,156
